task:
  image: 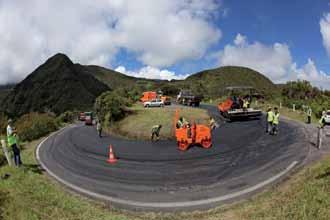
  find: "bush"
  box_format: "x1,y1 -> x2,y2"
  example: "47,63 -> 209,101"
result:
94,91 -> 130,127
16,113 -> 58,142
57,111 -> 76,124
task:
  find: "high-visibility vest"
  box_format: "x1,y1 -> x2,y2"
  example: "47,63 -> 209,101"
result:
152,125 -> 161,133
7,125 -> 16,146
273,113 -> 280,125
243,100 -> 248,108
267,111 -> 274,122
307,108 -> 312,116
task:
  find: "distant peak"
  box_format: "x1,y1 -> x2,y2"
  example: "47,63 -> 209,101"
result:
45,53 -> 73,66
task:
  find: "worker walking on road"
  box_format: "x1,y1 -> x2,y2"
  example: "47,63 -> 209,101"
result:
7,119 -> 22,167
271,107 -> 280,135
307,107 -> 312,124
266,107 -> 274,133
96,120 -> 102,138
151,124 -> 162,141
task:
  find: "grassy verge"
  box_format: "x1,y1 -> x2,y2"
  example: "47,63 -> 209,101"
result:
0,139 -> 135,220
109,104 -> 209,140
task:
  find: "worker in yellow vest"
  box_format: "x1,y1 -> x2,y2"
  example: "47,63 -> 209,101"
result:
7,119 -> 22,166
266,107 -> 274,133
271,107 -> 280,135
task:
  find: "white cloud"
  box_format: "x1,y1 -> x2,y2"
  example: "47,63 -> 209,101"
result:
115,66 -> 189,81
293,59 -> 330,89
218,34 -> 330,89
0,0 -> 221,84
320,13 -> 330,54
219,34 -> 293,82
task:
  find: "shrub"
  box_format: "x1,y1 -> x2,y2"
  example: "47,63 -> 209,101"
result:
16,113 -> 58,142
57,111 -> 76,124
94,91 -> 130,127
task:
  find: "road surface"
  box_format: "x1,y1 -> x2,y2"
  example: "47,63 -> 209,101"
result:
37,105 -> 310,211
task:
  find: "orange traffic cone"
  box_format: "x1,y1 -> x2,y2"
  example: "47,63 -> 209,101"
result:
107,145 -> 117,164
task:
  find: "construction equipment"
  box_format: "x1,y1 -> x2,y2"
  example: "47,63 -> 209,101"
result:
176,90 -> 201,107
218,86 -> 262,120
174,109 -> 212,151
140,91 -> 157,103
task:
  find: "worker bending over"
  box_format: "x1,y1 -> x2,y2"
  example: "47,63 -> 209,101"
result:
271,107 -> 280,135
151,124 -> 162,141
266,107 -> 274,133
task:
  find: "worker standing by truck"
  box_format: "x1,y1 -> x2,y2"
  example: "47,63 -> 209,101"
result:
266,107 -> 274,133
7,119 -> 22,167
151,125 -> 162,141
271,107 -> 280,135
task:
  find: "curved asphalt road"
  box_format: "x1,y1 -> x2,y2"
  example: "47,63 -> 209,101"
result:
37,105 -> 310,211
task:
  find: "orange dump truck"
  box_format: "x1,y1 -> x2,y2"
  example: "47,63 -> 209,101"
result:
174,109 -> 212,151
140,91 -> 157,102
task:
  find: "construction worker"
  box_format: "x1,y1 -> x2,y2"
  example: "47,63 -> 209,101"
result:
7,119 -> 22,167
319,112 -> 326,129
271,107 -> 280,135
209,117 -> 216,131
177,117 -> 188,128
307,107 -> 312,124
243,99 -> 249,111
96,120 -> 102,138
266,107 -> 274,133
317,113 -> 326,149
151,124 -> 162,141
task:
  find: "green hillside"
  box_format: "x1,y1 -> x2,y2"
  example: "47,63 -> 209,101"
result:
1,54 -> 110,117
0,54 -> 279,117
176,66 -> 277,98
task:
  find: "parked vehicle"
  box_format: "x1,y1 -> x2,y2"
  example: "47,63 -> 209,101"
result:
176,90 -> 201,107
143,99 -> 164,108
84,112 -> 93,125
140,91 -> 157,103
79,112 -> 86,121
325,110 -> 330,125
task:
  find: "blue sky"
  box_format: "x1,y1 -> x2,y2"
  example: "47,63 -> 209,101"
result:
1,0 -> 330,88
111,0 -> 330,88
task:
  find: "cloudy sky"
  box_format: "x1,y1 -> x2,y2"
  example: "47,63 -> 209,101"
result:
1,0 -> 330,89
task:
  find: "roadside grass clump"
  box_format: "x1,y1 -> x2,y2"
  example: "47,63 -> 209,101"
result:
15,113 -> 58,142
110,104 -> 210,140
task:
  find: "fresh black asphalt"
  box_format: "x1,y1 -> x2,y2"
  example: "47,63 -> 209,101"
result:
37,105 -> 310,211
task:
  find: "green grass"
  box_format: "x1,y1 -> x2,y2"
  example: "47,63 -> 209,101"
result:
109,104 -> 210,140
0,139 -> 136,220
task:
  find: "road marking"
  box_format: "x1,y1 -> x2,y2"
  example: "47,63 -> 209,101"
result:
36,127 -> 298,209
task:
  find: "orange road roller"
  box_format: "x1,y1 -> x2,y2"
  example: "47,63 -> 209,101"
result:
174,109 -> 212,151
